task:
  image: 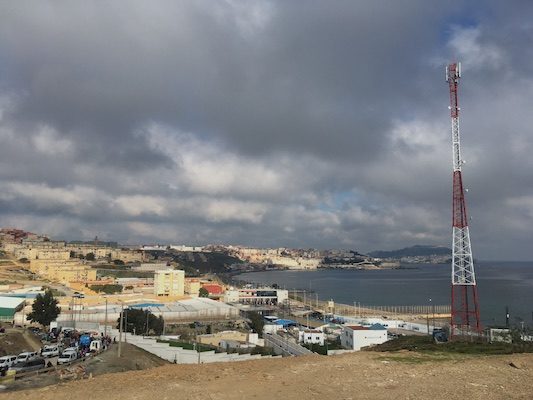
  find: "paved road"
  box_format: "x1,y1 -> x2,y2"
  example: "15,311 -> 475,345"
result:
264,333 -> 312,356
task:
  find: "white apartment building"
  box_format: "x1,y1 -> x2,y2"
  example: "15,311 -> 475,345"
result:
154,269 -> 185,297
341,324 -> 388,351
268,256 -> 321,269
169,245 -> 205,252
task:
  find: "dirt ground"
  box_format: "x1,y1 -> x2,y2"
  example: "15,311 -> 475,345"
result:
0,327 -> 42,356
1,350 -> 532,399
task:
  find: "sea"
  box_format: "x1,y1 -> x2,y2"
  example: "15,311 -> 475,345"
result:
236,261 -> 533,327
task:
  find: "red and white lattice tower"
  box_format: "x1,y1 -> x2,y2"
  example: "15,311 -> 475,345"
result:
446,62 -> 481,337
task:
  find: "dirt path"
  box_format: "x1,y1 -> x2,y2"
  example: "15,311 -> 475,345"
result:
1,351 -> 532,399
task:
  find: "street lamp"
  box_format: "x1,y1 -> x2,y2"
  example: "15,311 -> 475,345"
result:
431,298 -> 435,330
104,296 -> 108,337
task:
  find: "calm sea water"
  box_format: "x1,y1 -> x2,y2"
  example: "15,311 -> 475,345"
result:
236,262 -> 533,327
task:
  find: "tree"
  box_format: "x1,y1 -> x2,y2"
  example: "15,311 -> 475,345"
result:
85,252 -> 95,261
113,259 -> 125,266
26,290 -> 60,328
116,309 -> 164,336
247,311 -> 264,337
199,287 -> 209,298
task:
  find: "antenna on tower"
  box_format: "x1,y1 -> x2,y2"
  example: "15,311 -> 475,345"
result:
446,62 -> 481,338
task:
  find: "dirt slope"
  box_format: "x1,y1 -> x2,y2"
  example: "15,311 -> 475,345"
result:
0,328 -> 41,356
2,351 -> 532,400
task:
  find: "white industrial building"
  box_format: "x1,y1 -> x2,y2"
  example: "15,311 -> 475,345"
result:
341,324 -> 388,351
23,298 -> 240,325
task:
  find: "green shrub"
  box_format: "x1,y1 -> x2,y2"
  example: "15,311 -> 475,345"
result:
90,284 -> 123,294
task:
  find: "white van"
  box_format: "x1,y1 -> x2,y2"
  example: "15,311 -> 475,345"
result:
16,351 -> 38,363
57,351 -> 77,365
41,345 -> 60,358
0,355 -> 17,368
89,339 -> 102,353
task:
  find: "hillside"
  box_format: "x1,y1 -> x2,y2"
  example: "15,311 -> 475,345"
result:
369,245 -> 451,258
2,351 -> 532,399
171,251 -> 242,275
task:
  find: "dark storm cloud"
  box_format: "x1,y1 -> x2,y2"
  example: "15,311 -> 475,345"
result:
1,1 -> 533,260
0,1 -> 459,161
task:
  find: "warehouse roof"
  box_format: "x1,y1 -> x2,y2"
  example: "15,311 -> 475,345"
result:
0,296 -> 26,309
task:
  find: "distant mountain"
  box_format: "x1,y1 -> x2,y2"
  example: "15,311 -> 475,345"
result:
369,245 -> 451,258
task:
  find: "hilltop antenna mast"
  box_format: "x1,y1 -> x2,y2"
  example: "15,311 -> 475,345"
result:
446,62 -> 481,337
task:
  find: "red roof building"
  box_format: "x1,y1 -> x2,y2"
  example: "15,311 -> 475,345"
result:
202,283 -> 224,296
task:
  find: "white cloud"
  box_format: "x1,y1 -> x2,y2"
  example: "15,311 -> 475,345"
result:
32,125 -> 73,155
447,26 -> 505,70
114,195 -> 168,217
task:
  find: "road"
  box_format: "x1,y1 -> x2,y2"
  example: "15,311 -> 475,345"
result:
264,333 -> 312,356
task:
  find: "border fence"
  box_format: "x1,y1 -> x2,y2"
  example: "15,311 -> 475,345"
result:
288,291 -> 450,316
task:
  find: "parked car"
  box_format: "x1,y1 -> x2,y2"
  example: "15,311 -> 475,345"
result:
61,346 -> 78,355
57,351 -> 77,365
10,357 -> 45,373
16,351 -> 38,363
0,355 -> 17,368
41,345 -> 60,358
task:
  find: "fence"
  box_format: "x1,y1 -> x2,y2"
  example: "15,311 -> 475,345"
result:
337,304 -> 451,316
288,292 -> 450,316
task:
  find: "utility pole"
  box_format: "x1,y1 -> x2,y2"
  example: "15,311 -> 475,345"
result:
72,296 -> 75,326
104,297 -> 108,337
78,296 -> 83,323
505,306 -> 510,328
145,310 -> 149,336
124,308 -> 128,342
427,304 -> 430,336
432,299 -> 436,329
118,302 -> 123,358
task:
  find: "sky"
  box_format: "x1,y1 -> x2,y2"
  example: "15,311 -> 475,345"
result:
1,1 -> 533,260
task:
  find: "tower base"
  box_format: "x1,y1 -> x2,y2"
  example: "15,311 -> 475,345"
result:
450,284 -> 481,338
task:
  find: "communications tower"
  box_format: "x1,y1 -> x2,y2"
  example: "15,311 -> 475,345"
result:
446,62 -> 481,337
